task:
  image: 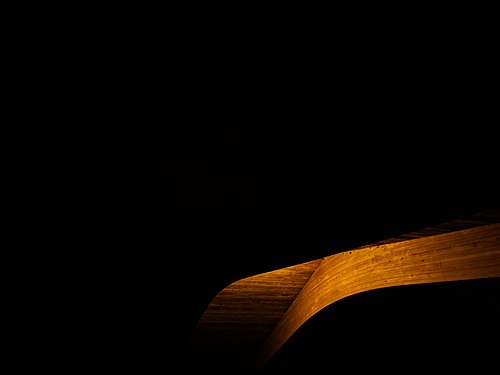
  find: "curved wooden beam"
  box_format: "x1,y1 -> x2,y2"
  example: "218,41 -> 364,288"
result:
190,217 -> 500,373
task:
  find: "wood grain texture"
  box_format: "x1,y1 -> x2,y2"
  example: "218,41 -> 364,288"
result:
191,212 -> 500,373
191,259 -> 322,370
256,222 -> 500,369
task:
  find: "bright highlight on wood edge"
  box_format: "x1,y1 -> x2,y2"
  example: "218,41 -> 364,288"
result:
192,222 -> 500,372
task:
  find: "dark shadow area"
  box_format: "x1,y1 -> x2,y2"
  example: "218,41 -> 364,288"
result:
260,278 -> 500,374
89,18 -> 499,374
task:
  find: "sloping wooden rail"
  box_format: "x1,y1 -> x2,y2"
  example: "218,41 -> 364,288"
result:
190,212 -> 500,373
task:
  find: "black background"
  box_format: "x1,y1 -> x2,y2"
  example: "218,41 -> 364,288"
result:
90,15 -> 499,373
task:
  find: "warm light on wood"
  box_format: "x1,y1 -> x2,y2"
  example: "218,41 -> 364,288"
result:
191,217 -> 500,373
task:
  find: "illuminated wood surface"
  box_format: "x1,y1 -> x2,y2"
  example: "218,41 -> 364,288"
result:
191,259 -> 321,370
191,213 -> 500,373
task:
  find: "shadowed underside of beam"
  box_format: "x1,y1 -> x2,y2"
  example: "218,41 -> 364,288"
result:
190,212 -> 500,373
190,259 -> 322,370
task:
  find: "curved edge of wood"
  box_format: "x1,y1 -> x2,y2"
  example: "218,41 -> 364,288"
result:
190,221 -> 500,373
255,223 -> 500,369
190,259 -> 322,371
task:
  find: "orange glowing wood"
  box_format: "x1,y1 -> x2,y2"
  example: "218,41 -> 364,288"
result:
191,218 -> 500,373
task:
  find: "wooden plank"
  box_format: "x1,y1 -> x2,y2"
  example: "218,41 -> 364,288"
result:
256,223 -> 500,369
190,212 -> 500,373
